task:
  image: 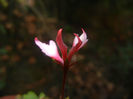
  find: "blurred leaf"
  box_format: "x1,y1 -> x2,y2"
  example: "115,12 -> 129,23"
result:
65,96 -> 70,99
0,48 -> 7,54
0,80 -> 6,89
16,95 -> 22,99
16,91 -> 49,99
23,91 -> 38,99
39,92 -> 46,99
0,24 -> 6,34
0,0 -> 8,7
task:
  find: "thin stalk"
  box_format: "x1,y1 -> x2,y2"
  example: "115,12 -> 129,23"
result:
61,67 -> 68,99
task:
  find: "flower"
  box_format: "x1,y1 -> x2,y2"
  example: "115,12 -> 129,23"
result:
35,37 -> 64,65
35,28 -> 88,67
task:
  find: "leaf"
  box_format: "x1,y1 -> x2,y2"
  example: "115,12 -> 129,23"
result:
16,95 -> 22,99
0,24 -> 6,34
0,0 -> 8,8
65,96 -> 70,99
39,92 -> 46,99
0,48 -> 7,54
0,80 -> 5,89
23,91 -> 38,99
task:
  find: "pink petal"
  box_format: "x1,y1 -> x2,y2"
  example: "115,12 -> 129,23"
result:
73,28 -> 88,49
68,33 -> 82,62
79,28 -> 88,48
35,37 -> 63,65
56,29 -> 68,61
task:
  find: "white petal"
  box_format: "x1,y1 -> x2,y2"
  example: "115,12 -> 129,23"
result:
80,31 -> 87,42
44,40 -> 58,57
72,29 -> 88,48
35,38 -> 63,64
73,34 -> 78,47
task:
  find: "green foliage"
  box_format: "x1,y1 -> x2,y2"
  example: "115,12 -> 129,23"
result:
39,92 -> 47,99
15,91 -> 70,99
65,96 -> 70,99
16,91 -> 49,99
0,0 -> 8,7
0,48 -> 7,54
0,24 -> 6,34
0,77 -> 6,90
23,91 -> 38,99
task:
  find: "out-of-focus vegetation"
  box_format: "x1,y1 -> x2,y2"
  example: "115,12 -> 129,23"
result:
16,91 -> 49,99
16,91 -> 70,99
0,0 -> 133,99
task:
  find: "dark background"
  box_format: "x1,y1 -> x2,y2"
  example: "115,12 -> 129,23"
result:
0,0 -> 133,99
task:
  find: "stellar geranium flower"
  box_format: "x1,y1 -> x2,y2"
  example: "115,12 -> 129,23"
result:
35,28 -> 88,67
35,28 -> 88,99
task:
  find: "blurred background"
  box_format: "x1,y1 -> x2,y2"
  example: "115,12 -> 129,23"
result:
0,0 -> 133,99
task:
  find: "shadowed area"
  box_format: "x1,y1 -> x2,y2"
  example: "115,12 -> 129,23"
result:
0,0 -> 133,99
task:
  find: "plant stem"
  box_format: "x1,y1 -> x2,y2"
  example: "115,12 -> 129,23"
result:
61,67 -> 68,99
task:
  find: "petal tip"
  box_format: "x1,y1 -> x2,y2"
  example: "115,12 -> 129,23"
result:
58,28 -> 63,32
81,28 -> 86,33
74,33 -> 78,37
35,37 -> 38,41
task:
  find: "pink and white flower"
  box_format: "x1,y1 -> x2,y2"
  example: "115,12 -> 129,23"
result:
35,28 -> 88,67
